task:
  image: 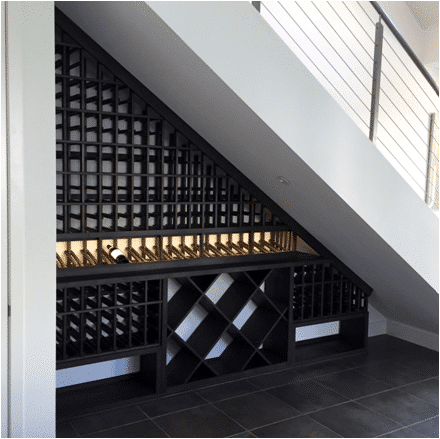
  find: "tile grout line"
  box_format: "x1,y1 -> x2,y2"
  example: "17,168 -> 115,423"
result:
375,415 -> 439,438
203,399 -> 254,435
80,418 -> 161,438
203,385 -> 344,437
145,417 -> 171,438
147,402 -> 211,420
311,378 -> 426,435
302,415 -> 344,438
352,363 -> 439,390
136,405 -> 171,438
194,388 -> 262,404
248,368 -> 351,392
68,420 -> 81,438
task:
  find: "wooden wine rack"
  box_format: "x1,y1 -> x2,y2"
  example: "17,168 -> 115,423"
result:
55,9 -> 372,419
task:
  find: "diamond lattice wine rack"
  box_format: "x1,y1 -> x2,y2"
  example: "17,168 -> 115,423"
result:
55,9 -> 372,417
166,267 -> 291,387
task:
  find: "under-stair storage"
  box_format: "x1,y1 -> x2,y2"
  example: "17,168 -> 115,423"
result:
55,9 -> 372,420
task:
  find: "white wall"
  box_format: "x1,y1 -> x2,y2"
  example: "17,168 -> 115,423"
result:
2,2 -> 9,436
3,2 -> 56,437
377,1 -> 427,61
388,319 -> 439,351
423,22 -> 439,66
368,305 -> 387,337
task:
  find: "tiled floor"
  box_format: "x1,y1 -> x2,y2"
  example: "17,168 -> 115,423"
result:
57,335 -> 439,438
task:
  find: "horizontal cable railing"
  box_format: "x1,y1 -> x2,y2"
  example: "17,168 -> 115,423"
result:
253,1 -> 439,210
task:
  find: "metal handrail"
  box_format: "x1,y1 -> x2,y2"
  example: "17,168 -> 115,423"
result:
370,1 -> 439,96
252,0 -> 438,95
253,0 -> 438,209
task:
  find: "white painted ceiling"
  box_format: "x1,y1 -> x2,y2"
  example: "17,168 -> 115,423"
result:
406,1 -> 439,29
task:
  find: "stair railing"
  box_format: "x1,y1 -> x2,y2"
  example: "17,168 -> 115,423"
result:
252,1 -> 438,210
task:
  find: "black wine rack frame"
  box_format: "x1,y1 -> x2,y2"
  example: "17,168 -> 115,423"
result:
55,9 -> 372,419
55,29 -> 281,240
56,257 -> 369,419
56,279 -> 163,367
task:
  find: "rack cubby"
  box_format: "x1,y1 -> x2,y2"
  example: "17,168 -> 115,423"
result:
293,314 -> 368,364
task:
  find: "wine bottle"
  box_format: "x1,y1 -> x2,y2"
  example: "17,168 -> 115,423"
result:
107,245 -> 130,264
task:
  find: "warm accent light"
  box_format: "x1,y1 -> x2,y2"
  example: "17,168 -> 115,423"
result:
56,231 -> 312,269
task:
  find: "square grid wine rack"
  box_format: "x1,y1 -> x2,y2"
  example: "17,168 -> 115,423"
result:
55,21 -> 281,237
56,279 -> 163,367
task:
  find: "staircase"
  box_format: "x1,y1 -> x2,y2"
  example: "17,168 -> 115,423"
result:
56,1 -> 438,338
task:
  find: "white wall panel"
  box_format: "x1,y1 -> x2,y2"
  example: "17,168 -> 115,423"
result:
4,2 -> 56,437
2,2 -> 10,436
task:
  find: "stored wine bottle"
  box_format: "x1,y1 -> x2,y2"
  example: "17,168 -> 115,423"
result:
107,245 -> 130,264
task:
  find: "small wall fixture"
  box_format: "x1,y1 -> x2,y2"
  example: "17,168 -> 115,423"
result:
277,176 -> 290,185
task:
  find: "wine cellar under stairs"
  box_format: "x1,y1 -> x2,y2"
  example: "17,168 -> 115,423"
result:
55,9 -> 373,419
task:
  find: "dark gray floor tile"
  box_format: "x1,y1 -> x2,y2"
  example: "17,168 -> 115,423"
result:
84,419 -> 167,438
309,401 -> 401,438
267,380 -> 349,413
247,368 -> 299,389
154,404 -> 244,438
229,432 -> 256,438
410,416 -> 439,438
356,388 -> 438,426
393,352 -> 439,378
214,391 -> 301,430
364,336 -> 408,361
378,426 -> 425,437
333,354 -> 386,369
316,369 -> 391,399
367,336 -> 430,361
353,360 -> 431,387
56,421 -> 79,438
196,379 -> 260,402
392,343 -> 439,362
251,414 -> 342,438
71,405 -> 147,436
399,378 -> 439,408
138,391 -> 207,418
294,360 -> 347,380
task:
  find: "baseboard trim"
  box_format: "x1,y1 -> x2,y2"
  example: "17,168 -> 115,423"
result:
368,320 -> 387,337
387,319 -> 439,351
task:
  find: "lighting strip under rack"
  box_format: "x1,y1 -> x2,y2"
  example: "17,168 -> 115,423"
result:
56,231 -> 316,268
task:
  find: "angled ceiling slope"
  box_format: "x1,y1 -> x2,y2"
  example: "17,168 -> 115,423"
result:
56,1 -> 438,335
